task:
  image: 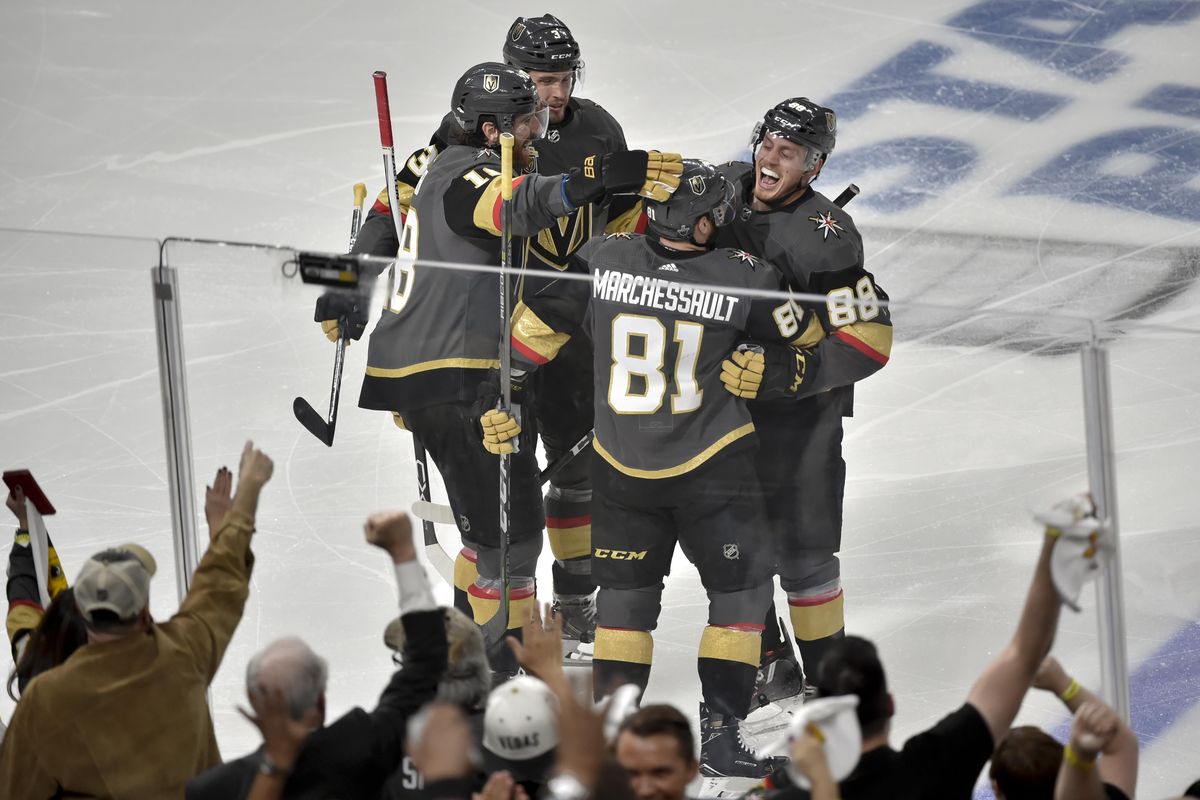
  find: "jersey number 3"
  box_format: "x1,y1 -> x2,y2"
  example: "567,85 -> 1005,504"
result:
609,313 -> 704,415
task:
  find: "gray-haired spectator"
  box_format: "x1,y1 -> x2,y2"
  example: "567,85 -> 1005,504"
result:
0,442 -> 273,798
187,509 -> 447,799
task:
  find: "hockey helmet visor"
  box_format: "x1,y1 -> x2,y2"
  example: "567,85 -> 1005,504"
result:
512,104 -> 550,142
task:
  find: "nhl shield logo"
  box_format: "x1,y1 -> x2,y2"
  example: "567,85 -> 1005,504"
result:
547,129 -> 560,143
689,174 -> 707,195
511,23 -> 526,41
723,543 -> 740,560
483,73 -> 500,93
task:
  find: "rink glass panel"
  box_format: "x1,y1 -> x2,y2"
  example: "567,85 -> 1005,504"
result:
0,230 -> 173,719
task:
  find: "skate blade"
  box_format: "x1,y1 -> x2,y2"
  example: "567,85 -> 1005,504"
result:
561,639 -> 594,665
697,776 -> 759,797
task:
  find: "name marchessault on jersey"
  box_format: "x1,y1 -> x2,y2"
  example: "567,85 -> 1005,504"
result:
593,267 -> 740,323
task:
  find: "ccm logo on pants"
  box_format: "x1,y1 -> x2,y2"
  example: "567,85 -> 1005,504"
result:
593,549 -> 647,561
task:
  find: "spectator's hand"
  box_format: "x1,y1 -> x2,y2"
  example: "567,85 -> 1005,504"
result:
472,771 -> 529,800
1069,699 -> 1121,761
6,487 -> 29,529
1032,655 -> 1070,694
204,467 -> 233,535
790,724 -> 836,786
508,602 -> 564,685
557,695 -> 608,792
364,510 -> 416,563
238,441 -> 274,489
408,703 -> 476,781
239,685 -> 320,774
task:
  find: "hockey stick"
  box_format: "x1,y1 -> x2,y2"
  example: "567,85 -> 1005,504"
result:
372,70 -> 455,585
478,132 -> 518,654
292,185 -> 366,446
411,427 -> 595,524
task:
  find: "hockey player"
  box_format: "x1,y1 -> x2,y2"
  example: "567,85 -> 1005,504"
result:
336,62 -> 680,674
349,15 -> 636,644
715,98 -> 893,704
481,160 -> 818,778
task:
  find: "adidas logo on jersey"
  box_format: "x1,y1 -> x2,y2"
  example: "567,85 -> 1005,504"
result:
658,263 -> 679,272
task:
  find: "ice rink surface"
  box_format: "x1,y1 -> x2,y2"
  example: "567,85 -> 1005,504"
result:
2,1 -> 1199,796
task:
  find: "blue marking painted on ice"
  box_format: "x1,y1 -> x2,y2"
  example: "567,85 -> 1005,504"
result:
972,619 -> 1200,800
1136,83 -> 1200,119
820,137 -> 977,213
946,0 -> 1200,83
824,41 -> 1068,123
1012,126 -> 1200,223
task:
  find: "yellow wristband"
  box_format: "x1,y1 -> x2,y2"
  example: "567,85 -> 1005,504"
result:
1063,743 -> 1095,771
1060,678 -> 1082,703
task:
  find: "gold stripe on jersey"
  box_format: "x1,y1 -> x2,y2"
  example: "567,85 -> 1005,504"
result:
698,625 -> 761,667
605,199 -> 644,234
593,423 -> 755,479
511,302 -> 571,365
792,310 -> 826,349
365,357 -> 500,379
834,320 -> 892,364
595,627 -> 654,665
470,173 -> 507,237
790,592 -> 845,641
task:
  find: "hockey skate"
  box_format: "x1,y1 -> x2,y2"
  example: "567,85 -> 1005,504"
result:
553,592 -> 596,663
699,704 -> 789,780
754,641 -> 805,707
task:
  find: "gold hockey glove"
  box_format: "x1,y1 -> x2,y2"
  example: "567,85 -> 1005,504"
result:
639,150 -> 684,202
720,345 -> 766,399
481,408 -> 522,455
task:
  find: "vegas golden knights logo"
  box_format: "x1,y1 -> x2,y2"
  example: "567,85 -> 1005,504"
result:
511,23 -> 526,41
527,206 -> 593,270
825,111 -> 837,133
484,74 -> 499,93
689,174 -> 707,195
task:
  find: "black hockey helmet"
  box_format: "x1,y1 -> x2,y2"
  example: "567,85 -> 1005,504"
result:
750,97 -> 837,163
451,62 -> 547,138
645,159 -> 738,243
503,14 -> 584,80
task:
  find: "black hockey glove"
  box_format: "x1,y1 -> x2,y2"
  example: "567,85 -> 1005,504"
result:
314,290 -> 369,343
563,150 -> 684,208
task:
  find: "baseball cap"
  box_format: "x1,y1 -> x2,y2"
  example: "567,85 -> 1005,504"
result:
74,544 -> 157,625
761,695 -> 861,788
482,675 -> 560,783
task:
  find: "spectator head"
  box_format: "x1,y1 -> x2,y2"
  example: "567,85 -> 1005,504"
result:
6,587 -> 88,700
482,675 -> 559,788
386,606 -> 490,708
245,637 -> 329,726
1183,779 -> 1200,798
812,635 -> 894,743
615,704 -> 698,800
989,726 -> 1061,800
73,545 -> 157,635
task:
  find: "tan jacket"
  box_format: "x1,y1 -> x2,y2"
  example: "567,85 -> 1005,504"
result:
0,504 -> 257,799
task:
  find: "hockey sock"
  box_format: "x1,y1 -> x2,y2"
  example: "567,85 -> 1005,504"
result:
546,497 -> 594,596
698,624 -> 762,719
594,627 -> 653,702
759,605 -> 788,658
453,548 -> 478,618
467,579 -> 535,631
788,588 -> 845,677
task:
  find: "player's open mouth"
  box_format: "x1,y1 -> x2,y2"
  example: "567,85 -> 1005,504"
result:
758,167 -> 780,190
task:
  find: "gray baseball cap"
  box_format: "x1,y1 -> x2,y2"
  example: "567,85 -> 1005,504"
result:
74,544 -> 157,624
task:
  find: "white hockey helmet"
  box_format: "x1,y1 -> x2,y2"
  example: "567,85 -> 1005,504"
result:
482,675 -> 560,782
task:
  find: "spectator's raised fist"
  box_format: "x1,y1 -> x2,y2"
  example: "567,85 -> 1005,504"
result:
237,441 -> 274,489
6,486 -> 28,529
364,511 -> 415,562
1032,655 -> 1070,694
1070,699 -> 1120,760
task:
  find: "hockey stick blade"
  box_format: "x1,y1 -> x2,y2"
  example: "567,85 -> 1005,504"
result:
411,500 -> 458,526
293,396 -> 333,446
